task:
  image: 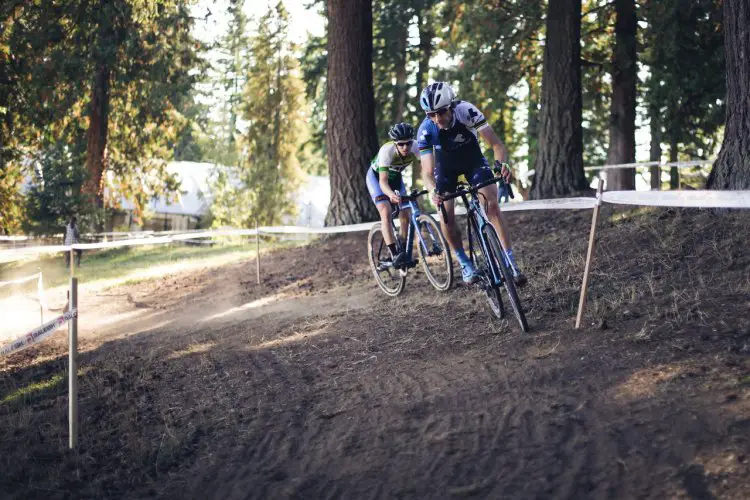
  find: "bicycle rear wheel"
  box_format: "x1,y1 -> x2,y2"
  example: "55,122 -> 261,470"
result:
367,222 -> 405,296
483,224 -> 529,332
470,217 -> 504,319
416,214 -> 453,291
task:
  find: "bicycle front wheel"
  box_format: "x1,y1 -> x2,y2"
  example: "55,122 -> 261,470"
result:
416,214 -> 453,291
470,218 -> 504,319
367,222 -> 405,296
483,224 -> 529,332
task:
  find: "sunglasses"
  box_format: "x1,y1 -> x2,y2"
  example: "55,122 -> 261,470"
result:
426,107 -> 450,118
395,140 -> 413,147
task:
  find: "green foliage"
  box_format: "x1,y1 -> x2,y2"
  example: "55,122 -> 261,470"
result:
209,1 -> 305,227
581,0 -> 615,167
1,0 -> 204,231
173,88 -> 212,162
0,163 -> 25,234
372,0 -> 443,142
202,0 -> 249,167
22,139 -> 89,235
299,31 -> 328,175
642,0 -> 725,159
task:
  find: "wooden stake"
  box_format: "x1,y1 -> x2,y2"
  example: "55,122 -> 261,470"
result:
575,177 -> 605,329
69,247 -> 75,279
69,277 -> 78,449
255,222 -> 261,285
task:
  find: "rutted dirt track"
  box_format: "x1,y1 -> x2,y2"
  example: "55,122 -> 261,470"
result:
1,207 -> 749,499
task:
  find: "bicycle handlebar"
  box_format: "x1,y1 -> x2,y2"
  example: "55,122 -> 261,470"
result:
399,189 -> 429,202
390,189 -> 429,218
439,176 -> 509,202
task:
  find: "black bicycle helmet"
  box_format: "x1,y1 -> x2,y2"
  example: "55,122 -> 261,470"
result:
387,122 -> 415,141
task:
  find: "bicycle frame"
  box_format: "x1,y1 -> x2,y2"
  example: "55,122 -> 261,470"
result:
387,194 -> 441,267
461,190 -> 503,288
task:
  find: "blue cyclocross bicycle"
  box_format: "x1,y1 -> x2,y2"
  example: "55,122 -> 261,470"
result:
368,189 -> 453,296
441,176 -> 529,332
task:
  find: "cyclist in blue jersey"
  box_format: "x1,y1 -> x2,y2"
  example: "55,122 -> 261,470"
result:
366,122 -> 420,269
417,81 -> 527,286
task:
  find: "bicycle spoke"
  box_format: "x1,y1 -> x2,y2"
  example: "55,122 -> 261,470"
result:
416,215 -> 453,292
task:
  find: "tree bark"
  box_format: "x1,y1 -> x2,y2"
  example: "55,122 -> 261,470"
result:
649,106 -> 662,190
526,64 -> 540,177
707,0 -> 750,189
391,18 -> 409,124
669,137 -> 679,189
325,0 -> 379,225
530,0 -> 589,199
83,63 -> 111,205
412,9 -> 434,189
605,0 -> 637,191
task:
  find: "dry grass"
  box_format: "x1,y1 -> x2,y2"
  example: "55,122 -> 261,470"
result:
0,209 -> 749,498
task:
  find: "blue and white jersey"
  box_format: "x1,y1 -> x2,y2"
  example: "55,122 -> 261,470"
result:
417,100 -> 490,169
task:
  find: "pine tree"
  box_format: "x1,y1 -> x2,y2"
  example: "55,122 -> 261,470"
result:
530,0 -> 589,199
606,0 -> 637,190
707,0 -> 750,189
325,0 -> 379,225
210,1 -> 305,227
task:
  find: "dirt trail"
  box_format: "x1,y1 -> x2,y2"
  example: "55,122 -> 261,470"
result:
1,208 -> 749,499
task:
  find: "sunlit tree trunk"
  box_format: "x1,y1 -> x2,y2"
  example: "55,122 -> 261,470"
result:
707,0 -> 750,189
83,63 -> 110,205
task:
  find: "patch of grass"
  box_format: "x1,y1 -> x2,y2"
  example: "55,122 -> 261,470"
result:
608,206 -> 655,224
0,238 -> 306,295
1,373 -> 64,405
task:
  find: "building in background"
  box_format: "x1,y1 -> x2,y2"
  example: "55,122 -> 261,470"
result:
110,162 -> 330,231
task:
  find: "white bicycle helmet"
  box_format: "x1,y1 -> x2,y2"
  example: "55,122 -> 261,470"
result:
420,82 -> 456,112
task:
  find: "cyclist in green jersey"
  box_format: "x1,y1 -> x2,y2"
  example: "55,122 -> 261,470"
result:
366,123 -> 420,268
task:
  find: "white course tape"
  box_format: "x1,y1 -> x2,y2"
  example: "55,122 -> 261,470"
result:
258,223 -> 376,234
584,161 -> 661,171
0,188 -> 744,260
528,159 -> 715,177
0,272 -> 41,288
170,228 -> 258,240
602,190 -> 750,208
500,197 -> 597,211
0,308 -> 77,357
72,236 -> 173,250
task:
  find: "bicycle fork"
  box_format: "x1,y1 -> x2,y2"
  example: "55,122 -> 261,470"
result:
468,198 -> 505,288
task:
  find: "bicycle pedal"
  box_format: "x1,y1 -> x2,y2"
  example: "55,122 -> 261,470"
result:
377,260 -> 394,272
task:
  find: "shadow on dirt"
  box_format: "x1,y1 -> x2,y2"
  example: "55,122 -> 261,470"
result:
1,207 -> 749,499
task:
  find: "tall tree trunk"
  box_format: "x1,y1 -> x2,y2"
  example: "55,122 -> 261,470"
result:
526,65 -> 540,177
325,0 -> 379,225
530,0 -> 588,199
707,0 -> 750,189
669,136 -> 679,189
412,9 -> 434,189
649,106 -> 662,190
606,0 -> 637,191
83,63 -> 111,205
391,18 -> 409,123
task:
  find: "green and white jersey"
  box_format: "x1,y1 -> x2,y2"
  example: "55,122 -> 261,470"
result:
369,141 -> 420,181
